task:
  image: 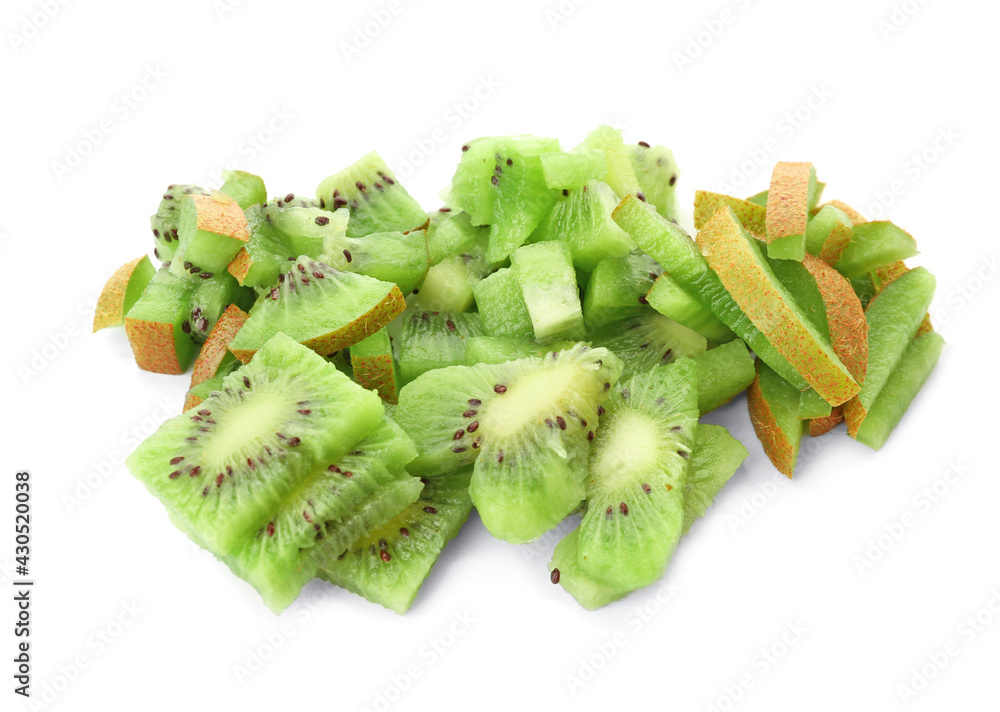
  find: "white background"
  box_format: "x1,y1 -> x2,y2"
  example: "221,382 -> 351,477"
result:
3,0 -> 999,710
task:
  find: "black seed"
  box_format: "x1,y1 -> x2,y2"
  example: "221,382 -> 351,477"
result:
494,164 -> 502,174
642,483 -> 652,494
469,398 -> 482,405
453,446 -> 467,453
355,181 -> 366,192
183,261 -> 192,269
598,406 -> 605,416
190,466 -> 201,477
621,388 -> 630,400
587,431 -> 595,441
639,341 -> 650,350
472,438 -> 481,449
423,506 -> 438,514
556,416 -> 567,430
283,193 -> 294,203
580,419 -> 587,427
669,174 -> 677,186
453,429 -> 465,440
497,450 -> 504,463
288,437 -> 301,447
298,409 -> 311,415
170,455 -> 185,465
202,486 -> 210,496
678,450 -> 689,459
638,295 -> 648,305
243,376 -> 251,388
562,189 -> 569,196
662,349 -> 673,361
494,384 -> 507,394
605,506 -> 613,520
400,527 -> 410,537
604,382 -> 611,390
491,175 -> 499,186
343,249 -> 352,263
463,409 -> 477,418
638,141 -> 650,148
333,197 -> 348,209
670,425 -> 682,432
550,569 -> 561,584
270,287 -> 279,301
197,317 -> 208,332
620,502 -> 629,516
461,144 -> 469,152
657,397 -> 666,406
467,421 -> 479,433
168,470 -> 181,479
649,272 -> 659,280
199,272 -> 213,279
181,320 -> 191,334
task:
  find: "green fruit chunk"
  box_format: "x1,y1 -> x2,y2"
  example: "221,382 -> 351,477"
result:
853,331 -> 944,450
150,185 -> 209,263
805,204 -> 853,256
350,329 -> 401,404
683,424 -> 749,534
834,221 -> 919,277
531,180 -> 635,271
576,360 -> 698,590
399,311 -> 484,384
629,142 -> 680,221
765,162 -> 817,261
229,258 -> 405,363
695,205 -> 859,406
463,337 -> 578,365
645,272 -> 735,343
227,204 -> 297,288
577,125 -> 641,199
590,313 -> 707,381
94,255 -> 157,332
510,242 -> 585,340
582,252 -> 660,328
170,192 -> 251,276
747,359 -> 806,478
844,267 -> 936,438
548,529 -> 626,610
320,470 -> 473,614
539,149 -> 608,189
473,267 -> 534,339
316,152 -> 428,237
426,210 -> 489,264
220,170 -> 266,210
124,268 -> 199,374
394,345 -> 623,543
690,340 -> 755,414
126,333 -> 385,558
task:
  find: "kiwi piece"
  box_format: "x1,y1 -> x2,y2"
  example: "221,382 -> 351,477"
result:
805,204 -> 853,256
185,304 -> 249,409
531,180 -> 635,272
682,423 -> 749,534
183,371 -> 233,413
228,257 -> 405,363
394,345 -> 623,542
819,199 -> 866,225
629,142 -> 681,221
316,152 -> 428,237
764,162 -> 818,260
694,191 -> 766,235
126,332 -> 385,557
844,267 -> 936,438
747,359 -> 806,478
463,337 -> 579,366
645,272 -> 735,343
510,242 -> 585,340
690,340 -> 755,414
399,311 -> 484,384
577,125 -> 641,199
412,219 -> 494,312
425,210 -> 489,265
539,149 -> 608,190
169,192 -> 251,277
615,197 -> 815,393
450,136 -> 562,262
473,267 -> 535,340
575,360 -> 697,590
590,313 -> 708,381
124,268 -> 200,374
318,469 -> 472,614
220,169 -> 266,210
93,255 -> 156,332
150,184 -> 209,263
834,221 -> 920,278
186,271 -> 254,344
582,252 -> 661,328
808,406 -> 844,437
852,331 -> 944,450
695,205 -> 859,406
350,329 -> 401,404
871,261 -> 934,336
227,204 -> 298,288
550,420 -> 746,609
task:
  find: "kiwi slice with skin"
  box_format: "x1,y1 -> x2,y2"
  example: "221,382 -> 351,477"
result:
150,184 -> 209,263
169,192 -> 251,277
694,190 -> 766,235
645,272 -> 735,343
805,204 -> 853,257
530,180 -> 635,272
395,345 -> 623,542
316,152 -> 428,238
227,204 -> 298,288
184,304 -> 248,411
473,267 -> 535,340
186,271 -> 254,344
228,257 -> 405,363
124,268 -> 200,374
510,241 -> 585,341
747,359 -> 806,478
318,469 -> 473,615
575,360 -> 698,590
582,252 -> 661,329
126,333 -> 386,557
350,329 -> 401,404
764,162 -> 818,261
629,142 -> 681,222
184,371 -> 234,413
398,311 -> 484,385
834,221 -> 919,278
589,313 -> 708,381
93,255 -> 156,332
871,261 -> 934,336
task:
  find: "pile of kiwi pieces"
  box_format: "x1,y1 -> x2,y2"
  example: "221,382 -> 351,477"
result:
94,126 -> 943,613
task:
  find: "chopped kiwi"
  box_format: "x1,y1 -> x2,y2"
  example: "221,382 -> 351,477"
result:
185,304 -> 249,410
530,180 -> 635,271
683,424 -> 749,533
316,152 -> 428,237
150,184 -> 209,263
644,272 -> 735,343
350,329 -> 401,404
834,221 -> 919,277
398,311 -> 484,384
169,192 -> 251,277
220,169 -> 266,210
463,336 -> 579,366
395,345 -> 623,542
690,340 -> 755,414
577,125 -> 642,199
764,162 -> 817,260
94,255 -> 156,332
124,268 -> 200,374
747,359 -> 806,478
629,142 -> 680,221
228,257 -> 406,362
575,360 -> 698,590
582,252 -> 661,328
318,469 -> 473,614
510,242 -> 585,340
589,313 -> 708,381
539,149 -> 608,190
227,204 -> 298,288
473,267 -> 534,339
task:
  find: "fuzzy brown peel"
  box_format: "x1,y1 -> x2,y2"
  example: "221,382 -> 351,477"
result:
808,406 -> 844,437
747,374 -> 796,477
694,191 -> 766,235
192,192 -> 250,243
801,253 -> 868,383
189,304 -> 248,388
765,162 -> 812,243
124,319 -> 186,375
93,256 -> 155,332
